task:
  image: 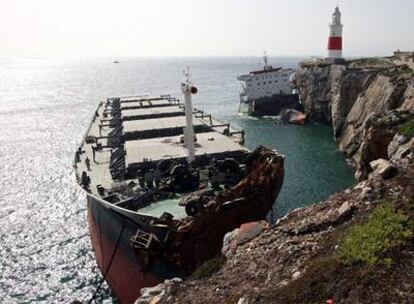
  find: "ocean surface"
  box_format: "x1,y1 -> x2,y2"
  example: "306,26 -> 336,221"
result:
0,57 -> 354,303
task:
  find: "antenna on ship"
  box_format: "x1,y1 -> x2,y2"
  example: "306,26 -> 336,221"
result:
181,67 -> 198,163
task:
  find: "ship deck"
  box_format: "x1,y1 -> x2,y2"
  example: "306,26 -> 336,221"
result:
125,131 -> 247,166
74,95 -> 247,218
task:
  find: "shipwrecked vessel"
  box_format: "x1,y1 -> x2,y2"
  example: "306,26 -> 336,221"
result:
238,53 -> 301,116
74,74 -> 284,303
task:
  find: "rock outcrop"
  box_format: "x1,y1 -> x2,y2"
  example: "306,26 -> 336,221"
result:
296,57 -> 414,180
353,110 -> 414,180
135,278 -> 183,304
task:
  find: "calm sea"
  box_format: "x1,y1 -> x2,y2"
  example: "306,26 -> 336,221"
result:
0,57 -> 354,303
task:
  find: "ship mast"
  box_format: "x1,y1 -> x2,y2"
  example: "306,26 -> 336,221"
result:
263,51 -> 272,70
181,67 -> 197,163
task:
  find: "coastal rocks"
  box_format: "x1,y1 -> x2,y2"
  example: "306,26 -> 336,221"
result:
237,297 -> 248,304
369,158 -> 397,179
135,278 -> 183,304
388,133 -> 409,157
337,200 -> 352,216
352,110 -> 414,180
400,81 -> 414,110
330,65 -> 377,137
390,138 -> 414,161
297,58 -> 414,177
222,229 -> 239,258
338,74 -> 401,157
139,284 -> 165,302
280,199 -> 355,236
222,221 -> 269,258
296,63 -> 332,123
352,124 -> 395,181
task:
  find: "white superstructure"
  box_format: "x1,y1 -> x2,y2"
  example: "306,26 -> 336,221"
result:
238,54 -> 295,102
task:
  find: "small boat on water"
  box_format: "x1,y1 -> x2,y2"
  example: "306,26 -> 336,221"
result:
113,60 -> 121,64
74,72 -> 284,303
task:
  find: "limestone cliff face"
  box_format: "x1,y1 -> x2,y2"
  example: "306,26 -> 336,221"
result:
296,63 -> 332,123
353,110 -> 414,180
296,58 -> 414,180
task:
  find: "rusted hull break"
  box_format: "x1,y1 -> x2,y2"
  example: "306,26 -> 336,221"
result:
166,147 -> 284,272
87,147 -> 283,303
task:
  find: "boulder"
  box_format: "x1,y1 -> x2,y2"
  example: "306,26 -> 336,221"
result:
236,221 -> 269,244
388,133 -> 408,157
391,138 -> 414,161
237,297 -> 248,304
137,284 -> 165,304
135,278 -> 183,304
338,201 -> 352,217
164,277 -> 183,295
369,158 -> 397,179
222,221 -> 268,258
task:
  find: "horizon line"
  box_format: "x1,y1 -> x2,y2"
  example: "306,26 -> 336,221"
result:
0,52 -> 395,60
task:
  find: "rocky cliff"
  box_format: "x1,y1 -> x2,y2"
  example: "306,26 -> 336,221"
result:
296,57 -> 414,180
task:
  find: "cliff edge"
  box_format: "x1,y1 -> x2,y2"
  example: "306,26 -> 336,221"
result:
296,56 -> 414,180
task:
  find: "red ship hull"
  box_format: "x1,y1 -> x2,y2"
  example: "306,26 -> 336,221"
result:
87,197 -> 168,304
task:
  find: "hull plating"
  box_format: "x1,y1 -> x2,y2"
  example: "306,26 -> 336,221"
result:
87,196 -> 173,303
239,94 -> 301,116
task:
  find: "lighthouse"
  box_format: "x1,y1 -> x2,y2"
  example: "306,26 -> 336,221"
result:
327,6 -> 343,59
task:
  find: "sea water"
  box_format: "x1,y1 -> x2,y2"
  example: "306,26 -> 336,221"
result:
0,57 -> 354,303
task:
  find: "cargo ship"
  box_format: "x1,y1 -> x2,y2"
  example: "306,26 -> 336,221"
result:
238,54 -> 301,116
74,73 -> 285,303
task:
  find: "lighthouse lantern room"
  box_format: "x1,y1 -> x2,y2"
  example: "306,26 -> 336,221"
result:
327,6 -> 343,59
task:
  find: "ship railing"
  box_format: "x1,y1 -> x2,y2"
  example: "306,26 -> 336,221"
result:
210,122 -> 230,128
99,121 -> 122,137
99,118 -> 122,129
195,113 -> 213,125
229,130 -> 245,143
73,101 -> 104,171
167,97 -> 180,103
116,96 -> 169,104
208,116 -> 245,142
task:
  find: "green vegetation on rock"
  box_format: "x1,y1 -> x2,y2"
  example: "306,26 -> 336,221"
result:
400,119 -> 414,138
339,203 -> 412,266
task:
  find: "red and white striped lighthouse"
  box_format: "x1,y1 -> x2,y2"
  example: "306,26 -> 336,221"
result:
327,6 -> 343,59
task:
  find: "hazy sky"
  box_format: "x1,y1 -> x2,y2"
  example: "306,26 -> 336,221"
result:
1,0 -> 413,58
